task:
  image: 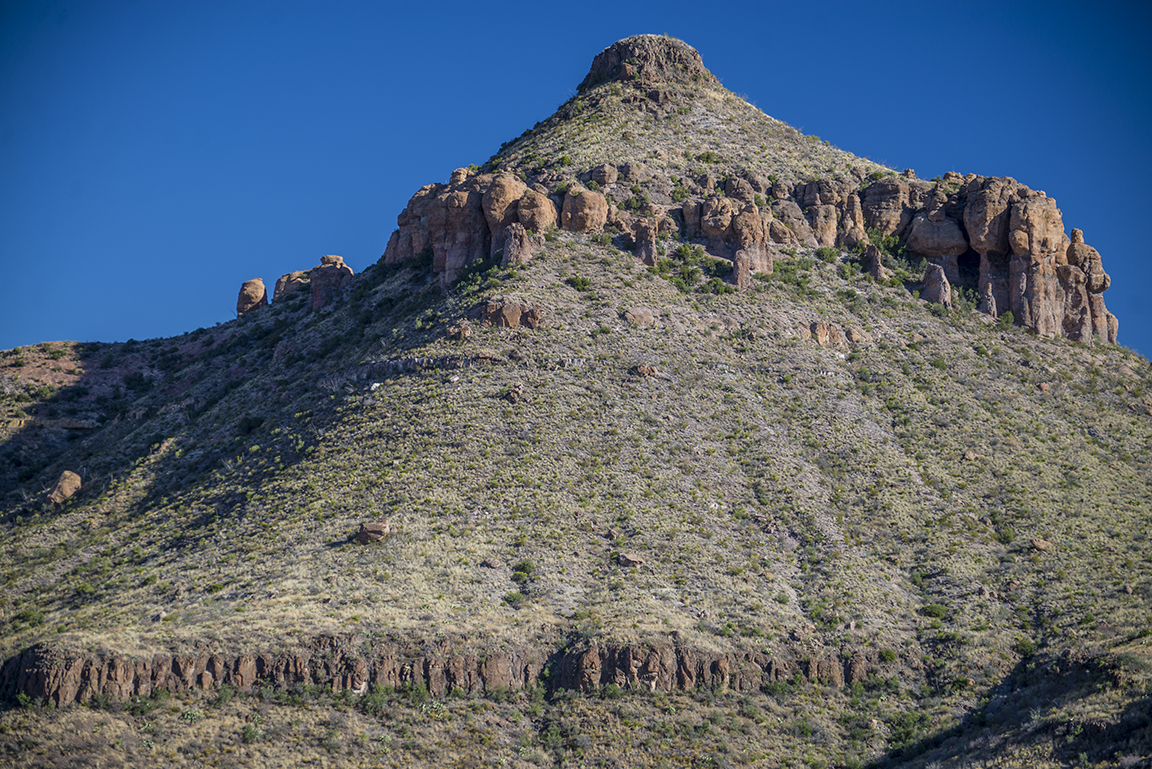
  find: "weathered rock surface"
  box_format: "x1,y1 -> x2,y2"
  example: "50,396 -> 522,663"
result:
0,637 -> 882,707
273,271 -> 309,302
483,172 -> 528,259
375,65 -> 1115,345
623,307 -> 656,326
500,222 -> 535,268
356,521 -> 391,544
921,263 -> 952,309
46,470 -> 81,504
310,255 -> 354,310
236,279 -> 267,316
578,35 -> 719,92
517,189 -> 557,234
863,245 -> 893,283
481,297 -> 545,329
561,187 -> 609,233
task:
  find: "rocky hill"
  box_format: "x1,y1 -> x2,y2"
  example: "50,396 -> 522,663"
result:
0,35 -> 1148,769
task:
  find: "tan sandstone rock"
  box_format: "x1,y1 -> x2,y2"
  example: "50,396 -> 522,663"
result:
310,256 -> 354,310
921,264 -> 952,310
273,271 -> 309,302
47,470 -> 82,504
517,189 -> 557,233
356,521 -> 391,544
561,188 -> 608,233
236,279 -> 268,316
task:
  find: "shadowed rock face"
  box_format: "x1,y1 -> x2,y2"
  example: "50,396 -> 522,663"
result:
578,35 -> 719,92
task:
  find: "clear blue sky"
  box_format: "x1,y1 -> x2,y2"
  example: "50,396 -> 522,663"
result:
3,0 -> 1150,357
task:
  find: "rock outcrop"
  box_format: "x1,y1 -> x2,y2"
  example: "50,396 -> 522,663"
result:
383,169 -> 560,287
374,45 -> 1116,344
0,636 -> 885,708
310,255 -> 354,310
481,296 -> 545,329
578,35 -> 719,92
46,470 -> 81,504
273,270 -> 309,302
561,187 -> 608,233
921,264 -> 952,309
236,279 -> 267,316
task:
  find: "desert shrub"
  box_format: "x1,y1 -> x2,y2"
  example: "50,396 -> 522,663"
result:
815,246 -> 838,263
1013,637 -> 1036,657
922,604 -> 949,620
566,275 -> 592,292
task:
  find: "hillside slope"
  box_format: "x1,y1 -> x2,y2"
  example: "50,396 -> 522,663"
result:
0,35 -> 1148,769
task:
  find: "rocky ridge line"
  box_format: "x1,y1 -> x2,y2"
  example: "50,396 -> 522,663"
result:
374,35 -> 1117,344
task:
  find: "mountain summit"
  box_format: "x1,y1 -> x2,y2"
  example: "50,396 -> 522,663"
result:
0,35 -> 1148,769
382,34 -> 1117,344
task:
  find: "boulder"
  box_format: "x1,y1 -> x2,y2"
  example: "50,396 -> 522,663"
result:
429,181 -> 491,286
47,470 -> 82,504
273,271 -> 309,302
504,384 -> 524,403
618,161 -> 649,183
700,197 -> 742,238
623,307 -> 656,326
310,256 -> 354,310
633,215 -> 659,266
724,176 -> 757,202
517,189 -> 558,233
481,297 -> 545,329
561,188 -> 608,233
356,521 -> 391,544
483,173 -> 528,258
809,321 -> 844,347
617,553 -> 645,567
837,193 -> 869,248
591,163 -> 618,185
844,327 -> 873,345
921,264 -> 952,309
236,279 -> 267,316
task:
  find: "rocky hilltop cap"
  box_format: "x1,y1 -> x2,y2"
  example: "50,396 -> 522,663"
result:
579,34 -> 720,92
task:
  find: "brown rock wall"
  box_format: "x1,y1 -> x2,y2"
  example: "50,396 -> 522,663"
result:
1,639 -> 886,707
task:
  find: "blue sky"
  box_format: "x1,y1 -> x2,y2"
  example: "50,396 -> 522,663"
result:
2,0 -> 1150,357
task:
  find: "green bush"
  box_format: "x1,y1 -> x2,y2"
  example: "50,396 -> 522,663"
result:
566,275 -> 592,292
815,247 -> 838,263
922,604 -> 949,620
1012,637 -> 1036,657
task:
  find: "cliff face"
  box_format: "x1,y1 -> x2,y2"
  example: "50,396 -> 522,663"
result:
0,637 -> 886,707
